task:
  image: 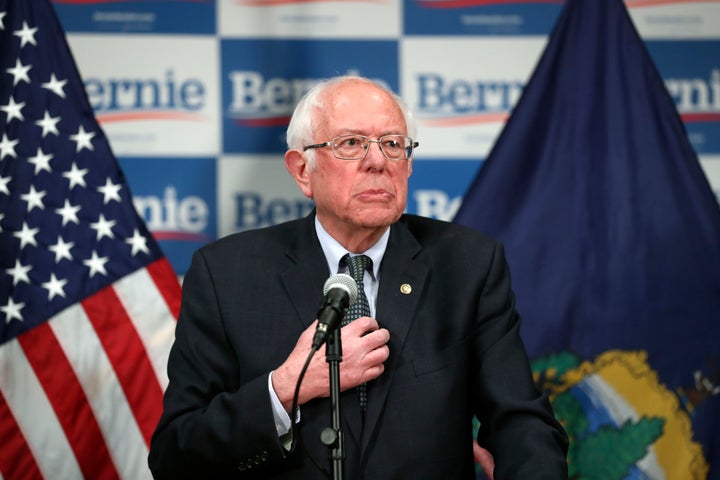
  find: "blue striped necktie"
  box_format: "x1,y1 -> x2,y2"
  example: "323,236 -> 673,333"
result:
342,253 -> 372,411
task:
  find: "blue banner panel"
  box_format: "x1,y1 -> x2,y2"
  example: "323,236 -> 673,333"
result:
407,159 -> 482,220
403,0 -> 563,36
118,157 -> 217,275
645,40 -> 720,155
52,0 -> 216,34
221,39 -> 399,154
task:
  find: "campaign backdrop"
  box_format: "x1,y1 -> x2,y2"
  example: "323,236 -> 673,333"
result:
49,0 -> 720,277
32,1 -> 720,478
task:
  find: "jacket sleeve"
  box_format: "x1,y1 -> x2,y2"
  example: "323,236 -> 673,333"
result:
148,249 -> 289,479
471,241 -> 569,479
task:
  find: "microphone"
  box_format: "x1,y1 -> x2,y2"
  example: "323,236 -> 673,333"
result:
311,274 -> 358,348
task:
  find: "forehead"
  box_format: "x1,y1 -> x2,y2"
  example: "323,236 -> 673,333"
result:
315,81 -> 406,136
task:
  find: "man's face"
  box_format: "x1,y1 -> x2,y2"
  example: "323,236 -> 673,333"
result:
302,81 -> 413,237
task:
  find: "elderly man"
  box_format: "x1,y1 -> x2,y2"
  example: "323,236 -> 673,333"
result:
148,75 -> 568,479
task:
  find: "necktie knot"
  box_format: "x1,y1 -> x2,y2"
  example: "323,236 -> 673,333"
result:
345,254 -> 372,286
341,254 -> 372,324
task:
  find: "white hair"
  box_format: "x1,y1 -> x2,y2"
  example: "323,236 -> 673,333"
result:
286,75 -> 417,168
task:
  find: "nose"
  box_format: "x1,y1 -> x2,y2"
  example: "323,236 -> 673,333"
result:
363,139 -> 388,167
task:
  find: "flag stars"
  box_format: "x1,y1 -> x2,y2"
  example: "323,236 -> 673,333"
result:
28,148 -> 53,175
49,237 -> 75,263
83,251 -> 109,278
6,259 -> 32,286
20,185 -> 47,212
63,162 -> 88,189
98,177 -> 122,204
55,199 -> 81,226
126,229 -> 150,256
70,125 -> 96,152
42,273 -> 68,301
41,74 -> 68,99
0,174 -> 10,195
35,110 -> 61,137
1,298 -> 24,324
6,59 -> 31,86
13,21 -> 38,48
0,11 -> 6,31
90,213 -> 117,241
14,222 -> 39,249
0,133 -> 19,160
1,96 -> 25,123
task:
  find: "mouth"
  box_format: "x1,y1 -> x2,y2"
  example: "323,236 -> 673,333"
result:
356,189 -> 394,202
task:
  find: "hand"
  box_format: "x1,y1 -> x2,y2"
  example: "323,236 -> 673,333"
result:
272,318 -> 390,412
337,316 -> 390,389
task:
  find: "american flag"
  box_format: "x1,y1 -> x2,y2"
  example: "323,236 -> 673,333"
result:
0,0 -> 180,478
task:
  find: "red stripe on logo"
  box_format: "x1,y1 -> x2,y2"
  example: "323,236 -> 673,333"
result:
55,0 -> 209,4
420,112 -> 509,126
232,116 -> 291,127
680,112 -> 720,123
97,111 -> 208,124
626,0 -> 716,7
152,231 -> 212,242
418,0 -> 561,8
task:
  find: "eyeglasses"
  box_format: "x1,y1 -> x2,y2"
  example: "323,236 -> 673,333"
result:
303,134 -> 419,161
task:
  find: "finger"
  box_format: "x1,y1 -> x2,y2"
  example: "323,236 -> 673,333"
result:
343,316 -> 379,335
360,328 -> 390,349
363,344 -> 390,366
361,361 -> 386,382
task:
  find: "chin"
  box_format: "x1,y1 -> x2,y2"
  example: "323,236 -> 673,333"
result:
354,209 -> 403,228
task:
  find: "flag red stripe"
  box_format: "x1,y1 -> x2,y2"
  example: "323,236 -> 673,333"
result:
18,324 -> 119,480
82,286 -> 165,446
147,258 -> 182,320
0,391 -> 44,480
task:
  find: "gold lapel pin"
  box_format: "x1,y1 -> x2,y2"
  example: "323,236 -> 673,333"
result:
400,284 -> 412,295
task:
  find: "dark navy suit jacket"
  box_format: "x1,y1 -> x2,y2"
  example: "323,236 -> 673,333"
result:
148,213 -> 568,479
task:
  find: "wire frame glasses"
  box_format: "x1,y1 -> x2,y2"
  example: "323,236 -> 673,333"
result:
303,134 -> 419,161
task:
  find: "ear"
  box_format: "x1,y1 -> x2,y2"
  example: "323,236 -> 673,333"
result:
285,149 -> 313,199
407,158 -> 413,178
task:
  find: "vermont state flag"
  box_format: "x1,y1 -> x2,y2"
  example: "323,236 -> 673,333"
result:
454,0 -> 720,478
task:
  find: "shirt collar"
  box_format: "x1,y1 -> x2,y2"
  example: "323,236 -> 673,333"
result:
315,216 -> 389,280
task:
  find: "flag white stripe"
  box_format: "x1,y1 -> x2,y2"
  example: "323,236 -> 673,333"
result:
49,303 -> 152,480
114,267 -> 176,390
0,339 -> 83,480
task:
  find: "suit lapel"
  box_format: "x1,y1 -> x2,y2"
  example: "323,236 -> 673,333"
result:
280,214 -> 331,332
361,219 -> 427,452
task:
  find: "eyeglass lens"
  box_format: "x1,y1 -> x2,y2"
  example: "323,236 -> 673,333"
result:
333,135 -> 412,160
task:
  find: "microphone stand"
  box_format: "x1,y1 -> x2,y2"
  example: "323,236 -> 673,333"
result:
321,328 -> 344,480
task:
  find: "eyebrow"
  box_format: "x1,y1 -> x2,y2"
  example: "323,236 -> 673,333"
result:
333,130 -> 406,137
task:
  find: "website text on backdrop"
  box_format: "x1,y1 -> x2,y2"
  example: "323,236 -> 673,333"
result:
147,75 -> 568,480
